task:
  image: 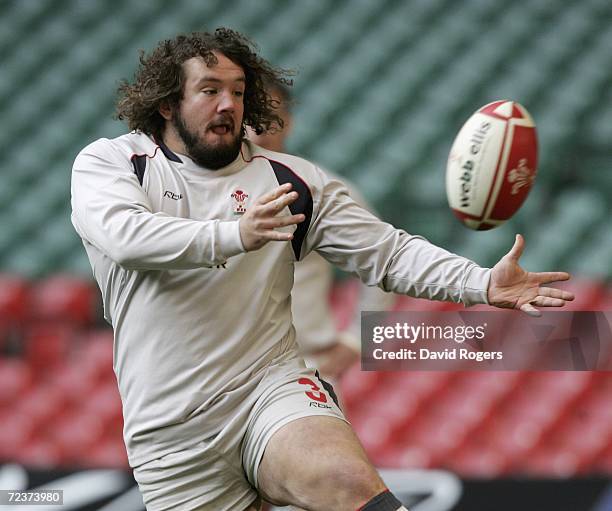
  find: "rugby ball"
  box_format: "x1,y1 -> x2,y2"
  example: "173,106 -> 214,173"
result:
446,100 -> 538,230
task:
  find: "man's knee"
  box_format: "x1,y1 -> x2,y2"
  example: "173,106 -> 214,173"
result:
300,454 -> 386,508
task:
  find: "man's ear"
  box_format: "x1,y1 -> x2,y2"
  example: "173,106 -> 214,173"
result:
159,101 -> 173,121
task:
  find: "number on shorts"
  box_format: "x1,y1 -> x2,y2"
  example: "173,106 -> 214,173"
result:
298,377 -> 328,403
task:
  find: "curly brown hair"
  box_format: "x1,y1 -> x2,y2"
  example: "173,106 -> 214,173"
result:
115,28 -> 292,139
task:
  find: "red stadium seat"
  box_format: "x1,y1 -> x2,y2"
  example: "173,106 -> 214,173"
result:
446,443 -> 510,478
374,443 -> 434,470
480,417 -> 548,466
75,329 -> 115,382
47,362 -> 98,407
47,412 -> 105,463
596,288 -> 612,312
87,437 -> 130,469
16,438 -> 64,468
0,412 -> 37,460
593,443 -> 612,475
544,417 -> 610,461
23,324 -> 75,373
573,384 -> 612,426
349,389 -> 421,453
498,385 -> 572,428
81,381 -> 123,429
520,446 -> 585,477
427,385 -> 495,427
0,357 -> 33,406
551,278 -> 606,311
29,275 -> 99,326
0,274 -> 30,324
385,371 -> 451,400
339,366 -> 383,408
395,414 -> 471,466
15,385 -> 68,425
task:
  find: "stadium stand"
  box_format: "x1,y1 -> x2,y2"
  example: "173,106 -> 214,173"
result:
0,275 -> 611,478
1,0 -> 611,488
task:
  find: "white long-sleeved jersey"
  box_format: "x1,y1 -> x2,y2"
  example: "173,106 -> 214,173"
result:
71,132 -> 490,467
292,171 -> 394,352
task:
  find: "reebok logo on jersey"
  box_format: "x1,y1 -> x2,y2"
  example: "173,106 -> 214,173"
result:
163,190 -> 183,200
231,189 -> 249,214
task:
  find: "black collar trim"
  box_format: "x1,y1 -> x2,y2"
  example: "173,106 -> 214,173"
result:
156,138 -> 183,163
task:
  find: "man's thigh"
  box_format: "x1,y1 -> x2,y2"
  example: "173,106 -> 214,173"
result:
243,365 -> 386,510
257,416 -> 387,511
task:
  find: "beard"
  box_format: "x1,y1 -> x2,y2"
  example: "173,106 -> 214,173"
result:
172,111 -> 242,170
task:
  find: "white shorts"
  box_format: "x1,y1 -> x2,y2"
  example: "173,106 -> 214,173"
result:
133,357 -> 346,510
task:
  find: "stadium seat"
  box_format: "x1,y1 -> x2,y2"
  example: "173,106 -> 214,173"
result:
339,365 -> 383,408
47,412 -> 105,464
445,443 -> 510,478
348,387 -> 421,453
86,436 -> 129,469
29,275 -> 98,326
395,415 -> 470,467
81,381 -> 123,429
16,438 -> 65,469
23,324 -> 76,373
550,279 -> 607,311
0,274 -> 29,324
543,415 -> 611,462
75,329 -> 115,382
594,443 -> 612,475
47,362 -> 99,407
520,446 -> 587,478
0,357 -> 33,406
374,443 -> 435,471
479,417 -> 548,465
14,385 -> 67,425
0,412 -> 37,461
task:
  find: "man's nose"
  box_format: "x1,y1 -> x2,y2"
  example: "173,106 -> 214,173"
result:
217,90 -> 236,112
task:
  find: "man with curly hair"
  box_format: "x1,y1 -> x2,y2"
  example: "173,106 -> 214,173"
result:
71,28 -> 573,511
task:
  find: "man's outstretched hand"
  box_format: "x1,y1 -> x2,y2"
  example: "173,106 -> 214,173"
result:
487,234 -> 575,317
239,183 -> 305,251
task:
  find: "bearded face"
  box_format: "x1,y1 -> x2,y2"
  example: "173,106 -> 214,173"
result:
170,53 -> 246,169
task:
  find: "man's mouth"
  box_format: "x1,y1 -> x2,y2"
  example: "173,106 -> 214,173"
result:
209,120 -> 234,135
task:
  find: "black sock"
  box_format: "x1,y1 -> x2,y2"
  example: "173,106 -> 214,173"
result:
358,489 -> 408,511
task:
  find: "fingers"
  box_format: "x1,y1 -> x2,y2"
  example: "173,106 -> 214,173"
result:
529,296 -> 568,307
256,216 -> 305,241
534,271 -> 571,285
506,233 -> 525,261
519,303 -> 541,317
538,286 -> 574,301
261,213 -> 306,229
526,288 -> 574,308
239,184 -> 305,251
256,183 -> 293,205
262,191 -> 299,214
265,229 -> 295,242
518,286 -> 575,316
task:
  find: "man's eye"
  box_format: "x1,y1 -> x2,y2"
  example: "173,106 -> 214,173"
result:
202,89 -> 217,95
234,90 -> 244,97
